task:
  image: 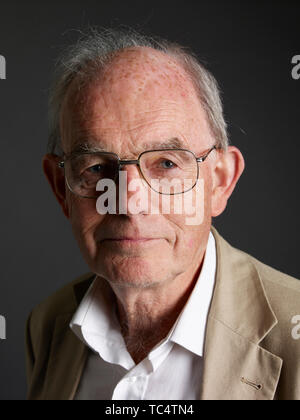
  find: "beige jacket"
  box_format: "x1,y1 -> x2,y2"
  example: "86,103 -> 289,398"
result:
25,228 -> 300,400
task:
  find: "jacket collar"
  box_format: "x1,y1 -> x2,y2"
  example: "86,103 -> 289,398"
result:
73,276 -> 95,306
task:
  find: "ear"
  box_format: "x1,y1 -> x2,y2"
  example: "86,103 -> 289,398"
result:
211,146 -> 245,217
42,154 -> 70,218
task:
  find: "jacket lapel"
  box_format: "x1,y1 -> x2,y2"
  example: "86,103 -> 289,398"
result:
200,229 -> 283,400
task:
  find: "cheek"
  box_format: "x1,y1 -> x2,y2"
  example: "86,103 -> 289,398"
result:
164,213 -> 199,249
200,169 -> 214,214
188,238 -> 194,248
164,181 -> 212,255
68,196 -> 104,243
166,174 -> 212,225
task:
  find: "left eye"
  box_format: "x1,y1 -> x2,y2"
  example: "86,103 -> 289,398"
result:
160,160 -> 177,169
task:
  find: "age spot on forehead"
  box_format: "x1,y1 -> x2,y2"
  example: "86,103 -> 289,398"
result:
98,47 -> 195,99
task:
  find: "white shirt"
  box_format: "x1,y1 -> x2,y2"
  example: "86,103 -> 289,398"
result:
70,232 -> 216,400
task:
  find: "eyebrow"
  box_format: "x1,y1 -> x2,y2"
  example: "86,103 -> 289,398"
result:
69,137 -> 187,157
141,138 -> 186,151
69,141 -> 106,156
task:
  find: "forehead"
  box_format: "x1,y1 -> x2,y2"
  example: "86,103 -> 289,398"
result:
61,47 -> 211,154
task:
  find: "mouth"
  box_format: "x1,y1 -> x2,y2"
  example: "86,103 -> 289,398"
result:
101,237 -> 156,243
100,237 -> 161,247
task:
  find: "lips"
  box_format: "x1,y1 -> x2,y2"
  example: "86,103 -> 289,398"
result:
103,237 -> 153,241
99,237 -> 160,250
97,221 -> 164,245
99,231 -> 158,243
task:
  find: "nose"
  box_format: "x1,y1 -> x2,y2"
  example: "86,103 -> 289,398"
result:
117,163 -> 150,215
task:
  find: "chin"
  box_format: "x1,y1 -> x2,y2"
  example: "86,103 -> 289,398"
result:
95,255 -> 169,289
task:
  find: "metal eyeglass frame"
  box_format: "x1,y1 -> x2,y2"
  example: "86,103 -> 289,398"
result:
58,145 -> 217,198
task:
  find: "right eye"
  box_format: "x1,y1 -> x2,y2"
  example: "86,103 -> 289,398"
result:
86,164 -> 103,174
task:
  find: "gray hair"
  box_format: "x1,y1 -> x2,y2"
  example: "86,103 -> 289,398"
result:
48,27 -> 229,155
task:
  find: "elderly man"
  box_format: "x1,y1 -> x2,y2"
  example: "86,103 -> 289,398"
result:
25,29 -> 300,400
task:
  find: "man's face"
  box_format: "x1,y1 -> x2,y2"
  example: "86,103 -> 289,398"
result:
60,48 -> 216,288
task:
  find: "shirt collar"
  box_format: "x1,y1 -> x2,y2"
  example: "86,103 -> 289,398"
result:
70,277 -> 135,369
168,232 -> 216,357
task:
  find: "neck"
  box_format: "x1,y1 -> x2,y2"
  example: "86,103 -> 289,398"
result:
111,255 -> 204,364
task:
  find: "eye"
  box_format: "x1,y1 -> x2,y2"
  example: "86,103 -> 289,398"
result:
86,164 -> 103,174
160,159 -> 177,169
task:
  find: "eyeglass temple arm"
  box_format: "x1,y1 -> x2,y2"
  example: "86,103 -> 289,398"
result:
196,145 -> 218,163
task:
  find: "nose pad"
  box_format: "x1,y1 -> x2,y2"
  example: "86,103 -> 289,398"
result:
117,164 -> 150,215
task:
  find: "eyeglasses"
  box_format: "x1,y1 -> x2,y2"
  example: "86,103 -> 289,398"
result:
58,146 -> 217,198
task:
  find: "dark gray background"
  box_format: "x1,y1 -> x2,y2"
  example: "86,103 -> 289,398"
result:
0,0 -> 299,400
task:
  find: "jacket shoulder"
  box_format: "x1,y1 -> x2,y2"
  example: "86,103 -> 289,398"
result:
250,256 -> 300,316
235,250 -> 300,326
252,257 -> 300,294
212,226 -> 300,301
29,272 -> 94,333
